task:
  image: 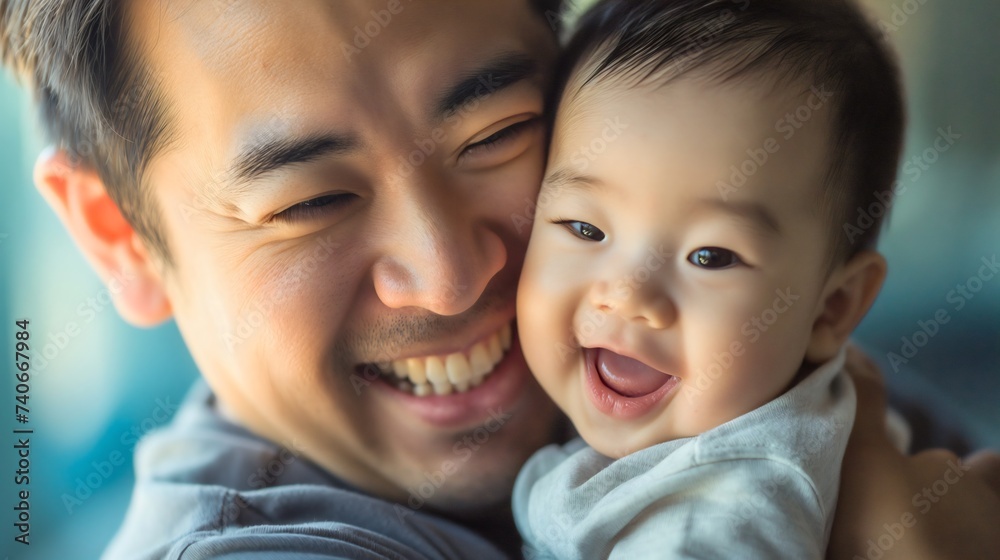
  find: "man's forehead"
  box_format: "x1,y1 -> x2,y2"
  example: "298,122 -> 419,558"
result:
128,0 -> 555,167
134,0 -> 550,78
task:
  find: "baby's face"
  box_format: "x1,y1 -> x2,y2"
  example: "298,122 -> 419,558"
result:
517,76 -> 841,457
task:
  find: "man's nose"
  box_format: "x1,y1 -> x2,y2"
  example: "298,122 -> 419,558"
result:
588,270 -> 677,330
371,176 -> 507,316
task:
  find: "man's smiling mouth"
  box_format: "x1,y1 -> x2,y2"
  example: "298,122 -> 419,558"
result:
362,323 -> 513,397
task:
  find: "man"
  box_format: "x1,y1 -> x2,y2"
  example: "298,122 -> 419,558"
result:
1,1 -> 998,558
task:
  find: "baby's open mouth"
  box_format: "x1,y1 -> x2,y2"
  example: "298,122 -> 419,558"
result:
591,347 -> 675,398
360,323 -> 512,397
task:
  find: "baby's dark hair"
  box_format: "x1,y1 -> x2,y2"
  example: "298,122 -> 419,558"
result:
552,0 -> 905,261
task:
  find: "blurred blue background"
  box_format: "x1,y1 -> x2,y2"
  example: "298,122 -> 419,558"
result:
1,1 -> 998,558
0,77 -> 199,557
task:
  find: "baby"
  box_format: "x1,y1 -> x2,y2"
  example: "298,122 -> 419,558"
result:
513,0 -> 904,557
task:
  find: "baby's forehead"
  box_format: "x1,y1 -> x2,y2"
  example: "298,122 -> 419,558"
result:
553,70 -> 837,166
562,64 -> 824,121
544,73 -> 835,225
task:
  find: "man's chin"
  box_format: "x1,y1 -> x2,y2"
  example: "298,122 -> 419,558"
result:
414,466 -> 518,518
390,438 -> 530,515
394,388 -> 563,518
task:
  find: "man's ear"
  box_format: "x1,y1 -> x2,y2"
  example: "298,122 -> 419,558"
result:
34,147 -> 172,327
806,250 -> 887,363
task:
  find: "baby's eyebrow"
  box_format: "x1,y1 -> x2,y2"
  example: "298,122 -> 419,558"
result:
541,168 -> 608,195
697,198 -> 783,237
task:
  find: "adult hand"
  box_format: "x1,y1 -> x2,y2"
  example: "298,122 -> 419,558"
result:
828,345 -> 1000,560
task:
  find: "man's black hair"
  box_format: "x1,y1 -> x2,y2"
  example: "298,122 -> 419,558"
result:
533,0 -> 569,33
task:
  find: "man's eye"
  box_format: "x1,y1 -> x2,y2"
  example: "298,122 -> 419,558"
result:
688,247 -> 740,269
272,194 -> 354,223
462,118 -> 539,158
558,220 -> 606,242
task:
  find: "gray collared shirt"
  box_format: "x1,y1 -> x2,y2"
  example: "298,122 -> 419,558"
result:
102,381 -> 508,560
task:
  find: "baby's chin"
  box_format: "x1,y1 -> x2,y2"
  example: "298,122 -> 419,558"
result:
584,431 -> 663,459
573,415 -> 682,459
574,399 -> 756,458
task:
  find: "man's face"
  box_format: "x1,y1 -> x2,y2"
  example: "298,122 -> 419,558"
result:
518,75 -> 838,457
130,0 -> 561,512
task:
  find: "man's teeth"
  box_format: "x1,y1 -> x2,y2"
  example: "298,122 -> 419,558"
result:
377,323 -> 512,397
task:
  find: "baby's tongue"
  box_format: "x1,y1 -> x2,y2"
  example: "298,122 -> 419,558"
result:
595,348 -> 670,397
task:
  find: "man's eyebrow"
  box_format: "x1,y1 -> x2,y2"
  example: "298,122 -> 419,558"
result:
227,133 -> 358,188
698,198 -> 783,236
436,52 -> 539,119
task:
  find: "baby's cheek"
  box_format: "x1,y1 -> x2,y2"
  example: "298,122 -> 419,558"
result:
724,315 -> 813,407
518,256 -> 582,396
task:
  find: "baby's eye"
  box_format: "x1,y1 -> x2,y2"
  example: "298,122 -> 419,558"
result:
688,247 -> 740,269
558,221 -> 606,242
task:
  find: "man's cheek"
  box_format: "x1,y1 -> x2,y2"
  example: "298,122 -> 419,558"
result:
269,282 -> 354,346
224,267 -> 340,357
497,156 -> 548,233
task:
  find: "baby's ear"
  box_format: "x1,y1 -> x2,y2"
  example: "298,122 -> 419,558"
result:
805,250 -> 887,363
34,147 -> 172,327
